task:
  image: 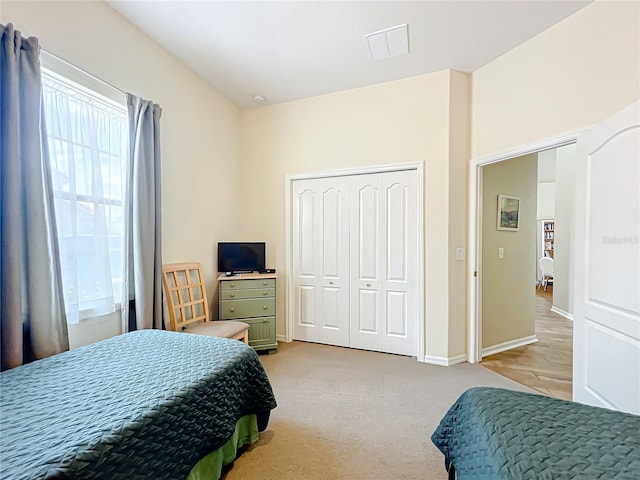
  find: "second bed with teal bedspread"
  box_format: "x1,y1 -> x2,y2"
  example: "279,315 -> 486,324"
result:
431,387 -> 640,479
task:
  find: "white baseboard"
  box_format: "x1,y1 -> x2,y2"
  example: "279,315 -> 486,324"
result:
482,335 -> 538,357
424,353 -> 467,366
276,334 -> 287,342
550,306 -> 574,322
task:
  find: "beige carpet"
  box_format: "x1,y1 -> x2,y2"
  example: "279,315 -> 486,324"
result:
225,341 -> 533,480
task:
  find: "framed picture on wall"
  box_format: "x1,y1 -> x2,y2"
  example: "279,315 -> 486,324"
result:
497,195 -> 520,231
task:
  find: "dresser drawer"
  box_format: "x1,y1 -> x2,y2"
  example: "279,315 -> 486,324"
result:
243,316 -> 276,347
220,298 -> 275,319
221,278 -> 275,291
220,288 -> 274,300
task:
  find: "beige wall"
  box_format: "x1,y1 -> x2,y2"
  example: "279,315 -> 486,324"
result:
553,143 -> 577,315
447,71 -> 471,357
482,154 -> 538,349
239,70 -> 470,360
2,1 -> 241,348
472,0 -> 640,158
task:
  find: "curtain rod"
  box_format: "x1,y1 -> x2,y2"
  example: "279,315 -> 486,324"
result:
40,48 -> 127,97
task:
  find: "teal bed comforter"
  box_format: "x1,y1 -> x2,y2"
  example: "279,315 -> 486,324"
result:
1,330 -> 276,479
431,387 -> 640,479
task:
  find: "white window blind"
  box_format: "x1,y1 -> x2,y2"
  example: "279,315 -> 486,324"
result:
42,69 -> 128,323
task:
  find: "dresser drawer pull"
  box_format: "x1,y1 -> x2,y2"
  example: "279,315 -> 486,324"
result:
230,283 -> 235,288
229,307 -> 235,312
263,291 -> 267,295
263,282 -> 268,286
263,306 -> 268,310
230,293 -> 235,298
263,319 -> 269,323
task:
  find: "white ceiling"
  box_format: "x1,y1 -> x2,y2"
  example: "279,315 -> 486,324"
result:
107,1 -> 591,109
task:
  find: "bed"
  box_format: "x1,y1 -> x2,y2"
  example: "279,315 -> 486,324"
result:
0,329 -> 277,480
431,387 -> 640,479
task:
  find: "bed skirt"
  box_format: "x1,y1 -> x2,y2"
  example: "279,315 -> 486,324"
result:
187,411 -> 270,480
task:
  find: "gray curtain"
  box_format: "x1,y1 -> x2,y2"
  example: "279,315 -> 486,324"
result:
121,94 -> 163,331
0,24 -> 69,370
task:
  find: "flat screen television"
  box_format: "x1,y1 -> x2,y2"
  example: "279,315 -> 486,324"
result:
217,242 -> 266,273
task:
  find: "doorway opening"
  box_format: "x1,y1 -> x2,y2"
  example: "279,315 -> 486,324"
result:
467,132 -> 583,399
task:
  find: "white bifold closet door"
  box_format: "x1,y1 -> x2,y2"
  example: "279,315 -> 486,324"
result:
292,170 -> 418,356
292,176 -> 350,347
349,171 -> 418,356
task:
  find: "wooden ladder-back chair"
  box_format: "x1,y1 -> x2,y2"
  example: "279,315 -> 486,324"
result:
162,262 -> 249,343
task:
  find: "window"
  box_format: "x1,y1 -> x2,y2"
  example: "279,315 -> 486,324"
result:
42,69 -> 128,323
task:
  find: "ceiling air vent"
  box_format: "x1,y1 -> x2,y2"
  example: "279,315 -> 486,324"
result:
364,24 -> 409,61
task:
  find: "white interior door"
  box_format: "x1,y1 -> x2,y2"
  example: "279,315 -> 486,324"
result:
292,177 -> 350,346
573,100 -> 640,414
350,171 -> 418,355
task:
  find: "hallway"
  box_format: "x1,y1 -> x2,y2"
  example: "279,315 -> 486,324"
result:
480,287 -> 573,400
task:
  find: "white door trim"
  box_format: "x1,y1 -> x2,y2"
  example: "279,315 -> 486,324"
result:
285,162 -> 425,362
467,128 -> 590,363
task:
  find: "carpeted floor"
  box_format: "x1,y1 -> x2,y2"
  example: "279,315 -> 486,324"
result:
225,341 -> 534,480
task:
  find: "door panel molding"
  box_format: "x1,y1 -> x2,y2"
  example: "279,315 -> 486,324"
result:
585,127 -> 640,315
584,319 -> 639,413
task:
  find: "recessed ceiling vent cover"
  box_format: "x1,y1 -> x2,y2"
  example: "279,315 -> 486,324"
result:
364,24 -> 409,61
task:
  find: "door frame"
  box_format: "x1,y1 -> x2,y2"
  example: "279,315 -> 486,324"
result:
467,129 -> 589,363
284,162 -> 425,361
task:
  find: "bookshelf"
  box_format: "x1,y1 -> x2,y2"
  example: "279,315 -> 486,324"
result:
543,220 -> 555,258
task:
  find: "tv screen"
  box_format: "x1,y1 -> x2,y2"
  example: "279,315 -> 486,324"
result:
218,242 -> 266,273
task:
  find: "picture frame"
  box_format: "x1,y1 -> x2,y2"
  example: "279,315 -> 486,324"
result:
497,194 -> 520,231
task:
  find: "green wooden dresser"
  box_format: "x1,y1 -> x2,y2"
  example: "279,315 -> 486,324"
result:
218,273 -> 277,353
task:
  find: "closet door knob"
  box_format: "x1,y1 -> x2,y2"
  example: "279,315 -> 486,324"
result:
329,281 -> 334,285
366,283 -> 371,287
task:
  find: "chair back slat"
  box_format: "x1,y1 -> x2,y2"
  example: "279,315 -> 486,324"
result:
161,262 -> 210,331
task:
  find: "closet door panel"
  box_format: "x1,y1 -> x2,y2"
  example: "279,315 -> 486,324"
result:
293,181 -> 322,342
382,171 -> 418,356
320,286 -> 340,329
299,285 -> 316,326
322,188 -> 341,278
350,174 -> 384,351
358,289 -> 378,333
292,177 -> 349,347
357,185 -> 379,280
316,178 -> 349,345
298,189 -> 316,276
386,291 -> 407,336
387,183 -> 408,281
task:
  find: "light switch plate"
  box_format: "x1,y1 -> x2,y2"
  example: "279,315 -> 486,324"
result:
455,248 -> 465,261
498,247 -> 504,259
